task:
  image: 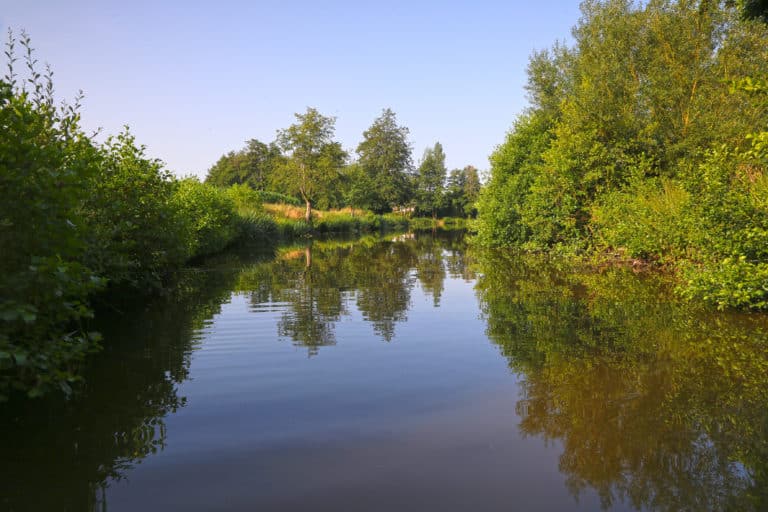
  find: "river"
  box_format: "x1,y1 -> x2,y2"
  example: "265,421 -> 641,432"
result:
2,232 -> 767,511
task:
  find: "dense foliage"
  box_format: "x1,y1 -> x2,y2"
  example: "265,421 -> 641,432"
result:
205,139 -> 284,190
476,0 -> 768,309
273,108 -> 348,222
415,142 -> 447,218
204,110 -> 481,219
0,35 -> 102,399
350,108 -> 415,213
0,33 -> 279,400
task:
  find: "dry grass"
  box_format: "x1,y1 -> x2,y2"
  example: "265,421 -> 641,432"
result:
263,203 -> 367,220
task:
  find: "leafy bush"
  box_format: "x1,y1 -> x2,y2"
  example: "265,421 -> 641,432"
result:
680,258 -> 768,310
81,131 -> 190,289
380,213 -> 410,231
0,36 -> 103,399
224,183 -> 264,213
591,175 -> 692,262
171,179 -> 240,258
236,209 -> 278,241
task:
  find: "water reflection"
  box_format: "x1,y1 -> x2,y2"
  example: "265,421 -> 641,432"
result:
1,234 -> 767,511
473,249 -> 768,511
0,264 -> 243,511
237,233 -> 468,350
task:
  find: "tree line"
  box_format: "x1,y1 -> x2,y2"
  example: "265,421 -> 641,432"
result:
476,0 -> 768,310
205,107 -> 481,221
0,31 -> 477,401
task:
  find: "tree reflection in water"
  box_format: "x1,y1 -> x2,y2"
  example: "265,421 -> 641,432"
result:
236,233 -> 464,349
0,264 -> 242,511
4,234 -> 766,511
474,249 -> 768,511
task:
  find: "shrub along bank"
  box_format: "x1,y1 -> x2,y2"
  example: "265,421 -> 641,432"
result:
0,57 -> 459,400
475,1 -> 768,311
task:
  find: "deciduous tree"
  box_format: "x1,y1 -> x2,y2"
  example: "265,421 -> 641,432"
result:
273,108 -> 347,223
416,142 -> 447,218
354,108 -> 414,213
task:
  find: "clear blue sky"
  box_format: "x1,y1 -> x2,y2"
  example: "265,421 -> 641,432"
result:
1,1 -> 582,178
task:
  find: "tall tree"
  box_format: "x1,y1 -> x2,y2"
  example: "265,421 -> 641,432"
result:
273,108 -> 347,223
445,165 -> 482,217
416,142 -> 447,218
462,165 -> 481,217
353,108 -> 414,213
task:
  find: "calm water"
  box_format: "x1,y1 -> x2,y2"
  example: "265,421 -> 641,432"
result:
2,233 -> 768,511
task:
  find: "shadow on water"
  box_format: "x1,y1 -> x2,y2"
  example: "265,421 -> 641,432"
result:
473,249 -> 768,511
1,232 -> 767,511
0,256 -> 250,511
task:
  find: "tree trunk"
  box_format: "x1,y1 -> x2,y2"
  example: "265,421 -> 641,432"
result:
305,200 -> 312,224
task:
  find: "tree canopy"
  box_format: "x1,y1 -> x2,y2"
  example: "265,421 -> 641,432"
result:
476,0 -> 768,309
416,142 -> 447,218
205,139 -> 283,190
351,108 -> 414,213
273,108 -> 347,222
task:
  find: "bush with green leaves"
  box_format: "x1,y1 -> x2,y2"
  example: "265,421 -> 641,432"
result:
476,1 -> 768,309
0,33 -> 103,399
171,179 -> 240,258
81,130 -> 190,289
591,174 -> 693,262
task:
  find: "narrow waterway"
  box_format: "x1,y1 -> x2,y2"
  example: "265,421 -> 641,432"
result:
2,232 -> 767,511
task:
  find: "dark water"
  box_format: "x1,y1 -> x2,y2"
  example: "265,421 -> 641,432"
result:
2,233 -> 768,511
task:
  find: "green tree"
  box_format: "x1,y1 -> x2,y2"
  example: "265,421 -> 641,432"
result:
205,139 -> 283,190
353,108 -> 414,213
416,142 -> 447,218
446,165 -> 481,217
477,0 -> 768,261
273,108 -> 347,223
462,165 -> 481,215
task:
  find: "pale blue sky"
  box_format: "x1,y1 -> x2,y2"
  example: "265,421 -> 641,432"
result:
1,1 -> 582,178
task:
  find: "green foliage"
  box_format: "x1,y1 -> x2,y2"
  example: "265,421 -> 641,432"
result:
415,142 -> 447,217
379,213 -> 411,231
0,31 -> 286,400
205,139 -> 283,190
445,166 -> 481,218
81,130 -> 190,289
476,0 -> 768,309
680,258 -> 768,310
353,108 -> 414,213
236,208 -> 279,241
592,175 -> 692,261
0,32 -> 102,400
223,183 -> 263,212
171,179 -> 240,258
273,107 -> 347,222
475,112 -> 554,247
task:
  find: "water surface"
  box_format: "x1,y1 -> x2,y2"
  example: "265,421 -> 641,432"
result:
2,233 -> 767,511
